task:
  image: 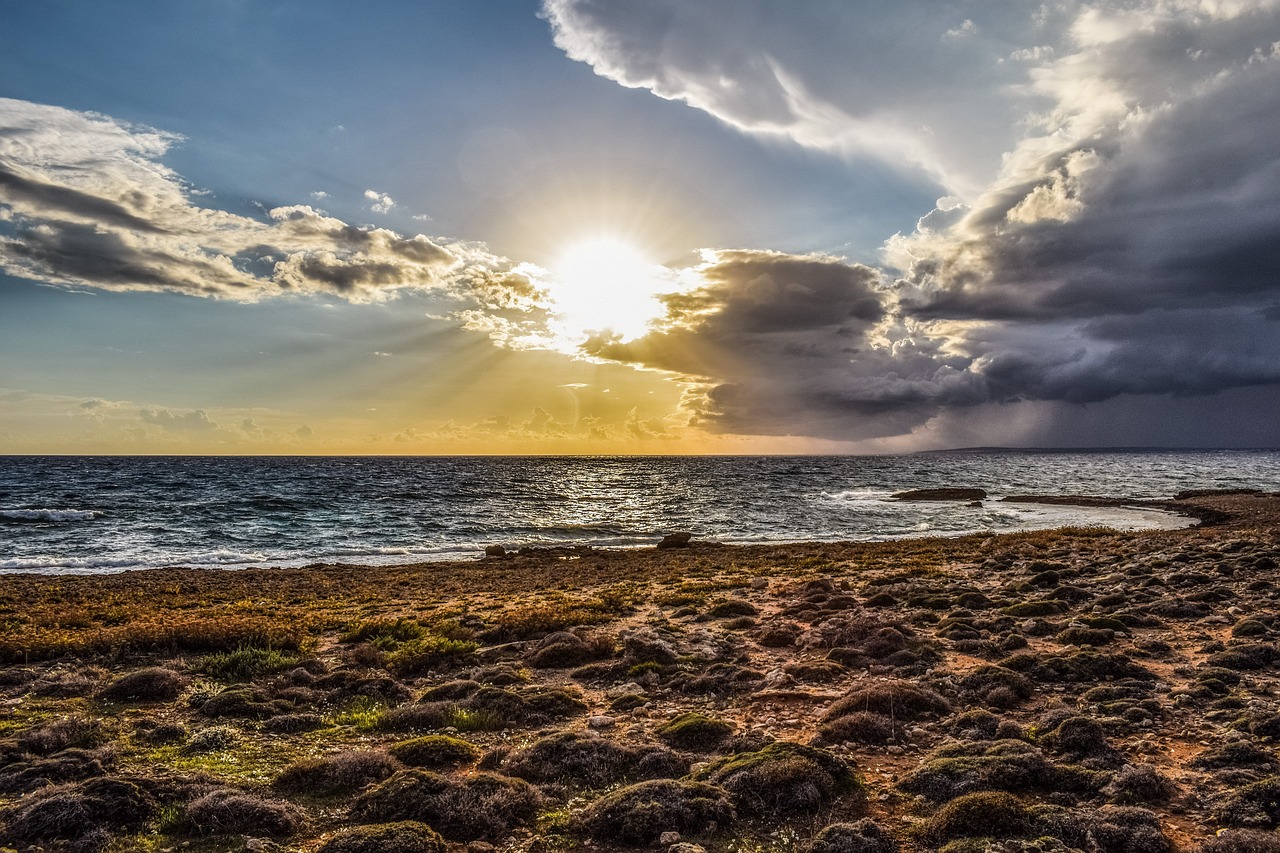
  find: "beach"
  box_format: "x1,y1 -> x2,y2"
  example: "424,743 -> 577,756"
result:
1,489 -> 1279,852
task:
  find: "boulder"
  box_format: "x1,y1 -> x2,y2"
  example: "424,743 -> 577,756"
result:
658,532 -> 693,549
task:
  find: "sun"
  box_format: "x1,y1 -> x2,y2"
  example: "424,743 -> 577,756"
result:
549,237 -> 671,343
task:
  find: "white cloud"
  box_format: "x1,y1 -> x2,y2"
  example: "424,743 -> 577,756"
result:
0,98 -> 538,309
944,19 -> 978,39
363,189 -> 395,213
541,0 -> 1069,194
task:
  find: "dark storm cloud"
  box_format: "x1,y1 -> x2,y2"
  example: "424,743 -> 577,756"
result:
904,48 -> 1280,322
579,250 -> 986,438
558,1 -> 1280,442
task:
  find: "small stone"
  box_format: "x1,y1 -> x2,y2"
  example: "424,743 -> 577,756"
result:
660,831 -> 682,845
750,577 -> 770,590
588,715 -> 616,729
669,845 -> 707,853
484,544 -> 506,557
1204,615 -> 1230,624
468,843 -> 497,853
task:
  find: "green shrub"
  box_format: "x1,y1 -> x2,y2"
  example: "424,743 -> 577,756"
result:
1,777 -> 157,845
98,667 -> 187,703
809,819 -> 898,853
1002,601 -> 1066,618
706,599 -> 760,618
819,711 -> 903,745
274,750 -> 400,796
899,740 -> 1103,802
185,788 -> 304,836
1216,776 -> 1280,828
578,779 -> 734,845
822,679 -> 950,723
352,770 -> 539,842
386,635 -> 478,676
196,645 -> 301,682
926,791 -> 1032,841
695,741 -> 860,817
655,712 -> 734,751
388,735 -> 481,769
318,821 -> 447,853
341,617 -> 427,649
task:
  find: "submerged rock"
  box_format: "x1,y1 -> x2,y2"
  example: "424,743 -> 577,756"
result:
892,488 -> 988,501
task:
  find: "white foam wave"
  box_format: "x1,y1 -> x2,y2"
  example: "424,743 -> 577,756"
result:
0,548 -> 269,574
821,489 -> 895,503
0,508 -> 100,522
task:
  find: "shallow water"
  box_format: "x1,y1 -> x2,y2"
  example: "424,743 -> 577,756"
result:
0,451 -> 1275,574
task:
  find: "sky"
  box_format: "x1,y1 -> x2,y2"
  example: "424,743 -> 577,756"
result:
2,0 -> 1279,454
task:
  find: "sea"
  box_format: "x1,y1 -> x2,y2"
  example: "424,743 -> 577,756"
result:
0,451 -> 1276,575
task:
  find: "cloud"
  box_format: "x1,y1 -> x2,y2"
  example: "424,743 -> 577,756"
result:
363,189 -> 395,213
550,0 -> 1280,442
139,407 -> 219,432
579,250 -> 967,438
542,0 -> 1069,193
0,98 -> 536,308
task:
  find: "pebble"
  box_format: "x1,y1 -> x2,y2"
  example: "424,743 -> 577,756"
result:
750,577 -> 770,590
660,831 -> 682,845
587,715 -> 616,729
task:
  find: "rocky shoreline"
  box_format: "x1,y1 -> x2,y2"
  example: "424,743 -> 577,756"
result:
0,490 -> 1278,852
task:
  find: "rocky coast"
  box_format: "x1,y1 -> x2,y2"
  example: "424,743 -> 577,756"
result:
0,490 -> 1278,852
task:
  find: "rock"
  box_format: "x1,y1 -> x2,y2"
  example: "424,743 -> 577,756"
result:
484,544 -> 506,557
605,681 -> 647,699
660,831 -> 682,845
588,715 -> 616,730
658,532 -> 693,549
892,488 -> 988,501
750,577 -> 770,590
669,845 -> 707,853
762,668 -> 793,689
467,843 -> 496,853
621,628 -> 680,665
245,841 -> 285,853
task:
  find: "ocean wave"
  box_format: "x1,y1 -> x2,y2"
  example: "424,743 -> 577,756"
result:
0,548 -> 268,574
0,508 -> 100,522
820,489 -> 896,503
0,554 -> 142,572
